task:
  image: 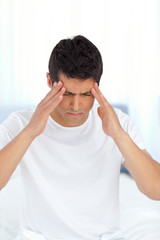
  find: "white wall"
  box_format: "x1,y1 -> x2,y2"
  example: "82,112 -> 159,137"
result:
0,0 -> 159,159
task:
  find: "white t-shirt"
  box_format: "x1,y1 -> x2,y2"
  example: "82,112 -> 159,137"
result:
0,105 -> 144,240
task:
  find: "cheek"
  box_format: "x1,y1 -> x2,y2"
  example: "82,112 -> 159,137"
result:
56,99 -> 68,113
84,97 -> 95,110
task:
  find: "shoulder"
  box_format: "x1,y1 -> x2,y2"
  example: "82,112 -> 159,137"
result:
0,108 -> 35,142
91,103 -> 131,126
114,107 -> 145,149
3,108 -> 35,126
114,107 -> 136,131
114,107 -> 131,125
90,103 -> 132,128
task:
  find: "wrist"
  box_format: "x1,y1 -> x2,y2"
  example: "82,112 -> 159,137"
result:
22,125 -> 38,141
112,127 -> 127,143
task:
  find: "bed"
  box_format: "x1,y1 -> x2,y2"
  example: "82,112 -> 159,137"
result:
0,106 -> 160,240
119,173 -> 160,240
1,171 -> 160,240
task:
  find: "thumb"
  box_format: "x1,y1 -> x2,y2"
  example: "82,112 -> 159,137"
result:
97,106 -> 104,120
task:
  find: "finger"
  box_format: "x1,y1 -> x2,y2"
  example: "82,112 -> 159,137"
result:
91,83 -> 109,108
97,106 -> 104,120
44,86 -> 66,112
43,81 -> 63,102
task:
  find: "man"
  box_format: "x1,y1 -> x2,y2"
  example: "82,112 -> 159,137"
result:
0,35 -> 160,240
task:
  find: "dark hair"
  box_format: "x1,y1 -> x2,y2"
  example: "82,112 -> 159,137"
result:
48,35 -> 103,85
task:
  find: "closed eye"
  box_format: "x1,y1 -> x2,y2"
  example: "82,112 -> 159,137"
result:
81,92 -> 92,96
63,92 -> 74,96
63,91 -> 92,96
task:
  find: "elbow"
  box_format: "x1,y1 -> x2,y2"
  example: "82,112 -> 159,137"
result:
0,184 -> 5,191
0,183 -> 6,191
148,189 -> 160,201
0,177 -> 8,191
146,193 -> 160,201
139,184 -> 160,201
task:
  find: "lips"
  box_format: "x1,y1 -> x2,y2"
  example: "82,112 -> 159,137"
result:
67,112 -> 84,118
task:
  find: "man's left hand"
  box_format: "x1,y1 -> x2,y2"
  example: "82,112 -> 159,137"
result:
91,82 -> 124,140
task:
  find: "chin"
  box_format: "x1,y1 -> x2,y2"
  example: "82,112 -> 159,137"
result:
64,117 -> 87,127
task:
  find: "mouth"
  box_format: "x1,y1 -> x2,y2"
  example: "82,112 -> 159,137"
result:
66,112 -> 84,118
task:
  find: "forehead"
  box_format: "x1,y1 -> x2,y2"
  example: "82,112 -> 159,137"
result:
58,72 -> 95,93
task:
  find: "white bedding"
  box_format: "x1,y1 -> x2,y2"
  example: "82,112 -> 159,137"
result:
0,171 -> 160,240
119,174 -> 160,240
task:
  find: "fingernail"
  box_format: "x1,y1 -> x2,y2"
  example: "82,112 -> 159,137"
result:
53,82 -> 57,87
91,88 -> 96,92
58,95 -> 63,100
58,81 -> 62,86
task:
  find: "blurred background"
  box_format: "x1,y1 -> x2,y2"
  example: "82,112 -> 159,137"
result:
0,0 -> 160,160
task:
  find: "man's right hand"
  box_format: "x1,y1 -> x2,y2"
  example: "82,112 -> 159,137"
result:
26,81 -> 66,138
0,81 -> 66,190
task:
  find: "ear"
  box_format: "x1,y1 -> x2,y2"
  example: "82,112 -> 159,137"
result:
46,73 -> 52,88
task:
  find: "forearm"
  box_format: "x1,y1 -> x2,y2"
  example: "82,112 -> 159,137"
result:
114,129 -> 160,200
0,127 -> 35,190
91,84 -> 160,199
0,82 -> 66,190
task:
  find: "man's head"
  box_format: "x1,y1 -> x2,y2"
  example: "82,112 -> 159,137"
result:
48,35 -> 103,85
47,35 -> 103,127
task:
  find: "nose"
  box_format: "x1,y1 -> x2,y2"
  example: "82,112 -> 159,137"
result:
71,95 -> 81,112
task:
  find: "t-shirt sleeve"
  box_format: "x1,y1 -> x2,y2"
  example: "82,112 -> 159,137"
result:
123,117 -> 145,150
0,113 -> 25,150
115,108 -> 145,163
